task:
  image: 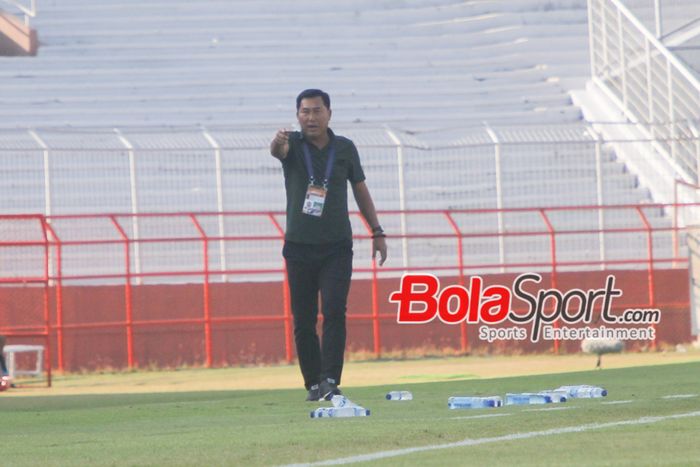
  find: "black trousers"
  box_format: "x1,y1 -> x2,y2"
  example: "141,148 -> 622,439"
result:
283,239 -> 353,390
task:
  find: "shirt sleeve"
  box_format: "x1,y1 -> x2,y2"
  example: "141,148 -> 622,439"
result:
281,132 -> 299,169
348,141 -> 366,184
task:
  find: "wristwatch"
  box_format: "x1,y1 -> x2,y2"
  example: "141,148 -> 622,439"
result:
371,225 -> 386,239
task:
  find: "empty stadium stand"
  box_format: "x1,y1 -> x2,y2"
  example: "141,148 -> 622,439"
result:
0,0 -> 695,279
0,0 -> 593,129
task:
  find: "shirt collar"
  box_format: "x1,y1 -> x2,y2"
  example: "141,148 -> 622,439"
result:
301,128 -> 335,150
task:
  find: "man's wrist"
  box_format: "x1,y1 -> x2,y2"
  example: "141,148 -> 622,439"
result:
371,225 -> 385,239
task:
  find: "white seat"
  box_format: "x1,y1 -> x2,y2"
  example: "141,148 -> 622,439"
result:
3,344 -> 44,379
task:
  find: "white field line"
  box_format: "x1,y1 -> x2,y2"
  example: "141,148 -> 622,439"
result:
661,394 -> 698,399
523,406 -> 575,412
601,400 -> 634,405
283,410 -> 700,467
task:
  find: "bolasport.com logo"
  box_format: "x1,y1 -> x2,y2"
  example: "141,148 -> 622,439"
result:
388,273 -> 660,343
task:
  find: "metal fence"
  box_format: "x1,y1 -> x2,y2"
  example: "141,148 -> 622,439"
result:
588,0 -> 700,182
0,205 -> 693,371
0,123 -> 679,277
0,124 -> 667,216
619,0 -> 700,40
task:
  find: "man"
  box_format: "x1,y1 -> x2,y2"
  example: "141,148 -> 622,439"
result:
0,335 -> 9,389
0,335 -> 6,374
270,89 -> 387,401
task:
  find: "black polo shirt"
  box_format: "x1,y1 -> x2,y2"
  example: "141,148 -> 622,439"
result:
281,129 -> 365,244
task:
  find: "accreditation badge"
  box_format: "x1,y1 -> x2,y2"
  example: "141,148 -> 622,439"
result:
302,184 -> 327,217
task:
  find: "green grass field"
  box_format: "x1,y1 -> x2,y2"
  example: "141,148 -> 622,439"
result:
2,358 -> 700,466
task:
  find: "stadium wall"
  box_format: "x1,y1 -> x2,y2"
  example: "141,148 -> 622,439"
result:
1,269 -> 692,371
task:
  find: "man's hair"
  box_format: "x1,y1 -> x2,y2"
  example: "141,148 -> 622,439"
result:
296,89 -> 331,111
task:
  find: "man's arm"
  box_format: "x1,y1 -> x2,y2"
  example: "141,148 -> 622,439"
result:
352,181 -> 387,266
270,129 -> 290,160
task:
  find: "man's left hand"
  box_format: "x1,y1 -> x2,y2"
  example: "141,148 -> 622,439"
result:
373,237 -> 387,266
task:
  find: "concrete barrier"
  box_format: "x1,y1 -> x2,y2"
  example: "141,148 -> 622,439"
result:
0,10 -> 38,56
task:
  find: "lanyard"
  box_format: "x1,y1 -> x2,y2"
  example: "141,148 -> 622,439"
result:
302,140 -> 336,189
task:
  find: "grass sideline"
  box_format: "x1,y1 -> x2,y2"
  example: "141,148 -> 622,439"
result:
1,352 -> 700,466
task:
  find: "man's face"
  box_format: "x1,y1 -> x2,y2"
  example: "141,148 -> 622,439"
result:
297,97 -> 331,139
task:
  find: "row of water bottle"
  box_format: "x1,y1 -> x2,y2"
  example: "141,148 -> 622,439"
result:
311,390 -> 414,418
448,384 -> 607,409
310,395 -> 371,418
310,391 -> 412,418
311,384 -> 607,416
556,385 -> 607,398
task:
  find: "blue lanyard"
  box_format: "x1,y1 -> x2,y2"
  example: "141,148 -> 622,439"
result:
302,140 -> 336,189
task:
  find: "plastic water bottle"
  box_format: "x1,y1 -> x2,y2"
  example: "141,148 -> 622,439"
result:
448,396 -> 503,409
537,390 -> 568,403
572,386 -> 606,398
386,391 -> 413,401
331,395 -> 358,408
556,385 -> 607,398
505,393 -> 552,405
310,406 -> 370,418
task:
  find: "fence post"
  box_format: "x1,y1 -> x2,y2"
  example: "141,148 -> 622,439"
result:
110,215 -> 135,368
589,128 -> 607,268
636,207 -> 657,349
445,211 -> 468,352
539,208 -> 559,353
666,60 -> 677,166
485,125 -> 505,271
673,179 -> 679,262
654,0 -> 662,39
602,0 -> 611,80
114,129 -> 142,285
617,9 -> 628,110
586,0 -> 597,78
645,38 -> 654,131
384,127 -> 409,269
29,129 -> 56,282
28,130 -> 52,217
39,216 -> 52,386
43,222 -> 64,371
190,214 -> 213,367
202,129 -> 228,280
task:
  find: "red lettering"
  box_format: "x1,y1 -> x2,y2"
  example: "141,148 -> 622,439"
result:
391,275 -> 513,325
391,274 -> 439,323
479,286 -> 511,323
437,285 -> 469,324
467,276 -> 482,322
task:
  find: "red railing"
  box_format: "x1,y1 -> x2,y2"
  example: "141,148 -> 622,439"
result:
1,203 -> 697,373
0,214 -> 52,385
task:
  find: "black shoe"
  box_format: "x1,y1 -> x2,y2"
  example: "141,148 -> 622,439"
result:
319,378 -> 342,401
306,384 -> 320,402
